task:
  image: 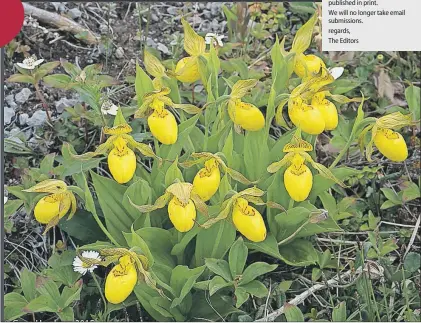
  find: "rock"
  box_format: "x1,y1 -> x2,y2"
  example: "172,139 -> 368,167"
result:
19,113 -> 29,125
67,8 -> 82,20
51,2 -> 67,12
151,13 -> 159,22
27,110 -> 47,127
115,47 -> 125,59
15,88 -> 32,104
166,7 -> 178,15
9,127 -> 32,141
157,43 -> 170,55
204,10 -> 212,20
210,3 -> 221,16
146,37 -> 157,48
4,106 -> 15,125
55,97 -> 78,113
5,94 -> 17,110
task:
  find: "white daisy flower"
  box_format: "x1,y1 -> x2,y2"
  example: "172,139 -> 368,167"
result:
205,33 -> 225,47
16,55 -> 45,70
101,100 -> 119,116
73,250 -> 101,275
329,67 -> 344,80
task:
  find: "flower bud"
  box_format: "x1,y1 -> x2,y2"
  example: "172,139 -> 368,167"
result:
229,100 -> 265,131
108,137 -> 136,184
148,108 -> 178,145
34,194 -> 71,224
294,54 -> 325,79
284,155 -> 313,202
374,128 -> 408,162
105,255 -> 137,304
192,159 -> 221,201
168,197 -> 197,232
232,198 -> 267,242
312,93 -> 338,131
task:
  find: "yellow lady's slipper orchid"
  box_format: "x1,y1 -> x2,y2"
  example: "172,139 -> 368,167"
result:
232,198 -> 267,242
374,128 -> 408,162
192,158 -> 221,202
268,136 -> 347,202
105,255 -> 138,304
228,100 -> 265,131
108,137 -> 137,184
311,92 -> 338,131
34,193 -> 71,224
289,97 -> 325,135
284,154 -> 313,202
22,180 -> 78,232
175,57 -> 201,83
294,54 -> 326,79
147,100 -> 178,145
168,197 -> 197,232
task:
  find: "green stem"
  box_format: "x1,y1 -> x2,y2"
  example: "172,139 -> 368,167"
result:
288,198 -> 294,210
92,272 -> 108,316
329,137 -> 353,169
278,219 -> 309,246
91,212 -> 120,247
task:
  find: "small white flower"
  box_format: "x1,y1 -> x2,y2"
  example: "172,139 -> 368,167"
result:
4,195 -> 8,204
205,33 -> 225,47
16,55 -> 44,70
73,250 -> 101,275
101,100 -> 119,116
329,67 -> 344,80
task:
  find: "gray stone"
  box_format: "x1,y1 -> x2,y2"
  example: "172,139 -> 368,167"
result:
27,110 -> 48,127
55,97 -> 78,113
204,10 -> 212,20
67,8 -> 82,20
146,37 -> 157,48
51,2 -> 67,12
4,107 -> 15,125
5,94 -> 17,110
115,47 -> 125,59
151,13 -> 159,22
166,7 -> 178,15
157,43 -> 169,55
19,113 -> 29,125
15,88 -> 32,104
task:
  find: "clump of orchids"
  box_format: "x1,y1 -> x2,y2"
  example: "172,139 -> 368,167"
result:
71,109 -> 160,184
180,152 -> 255,202
267,134 -> 346,202
134,80 -> 202,145
130,181 -> 207,232
200,187 -> 282,242
359,112 -> 415,162
73,247 -> 164,304
278,68 -> 361,135
23,180 -> 77,233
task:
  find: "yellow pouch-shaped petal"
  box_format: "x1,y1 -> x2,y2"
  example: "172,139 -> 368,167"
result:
34,194 -> 71,224
229,101 -> 265,131
108,139 -> 136,184
192,159 -> 221,202
148,108 -> 178,145
284,163 -> 313,202
168,197 -> 197,232
294,54 -> 325,79
232,198 -> 267,242
105,256 -> 137,304
312,94 -> 338,131
289,102 -> 325,135
374,128 -> 408,162
175,57 -> 201,83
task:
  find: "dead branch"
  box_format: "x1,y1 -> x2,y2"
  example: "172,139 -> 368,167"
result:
23,3 -> 100,45
257,270 -> 354,322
